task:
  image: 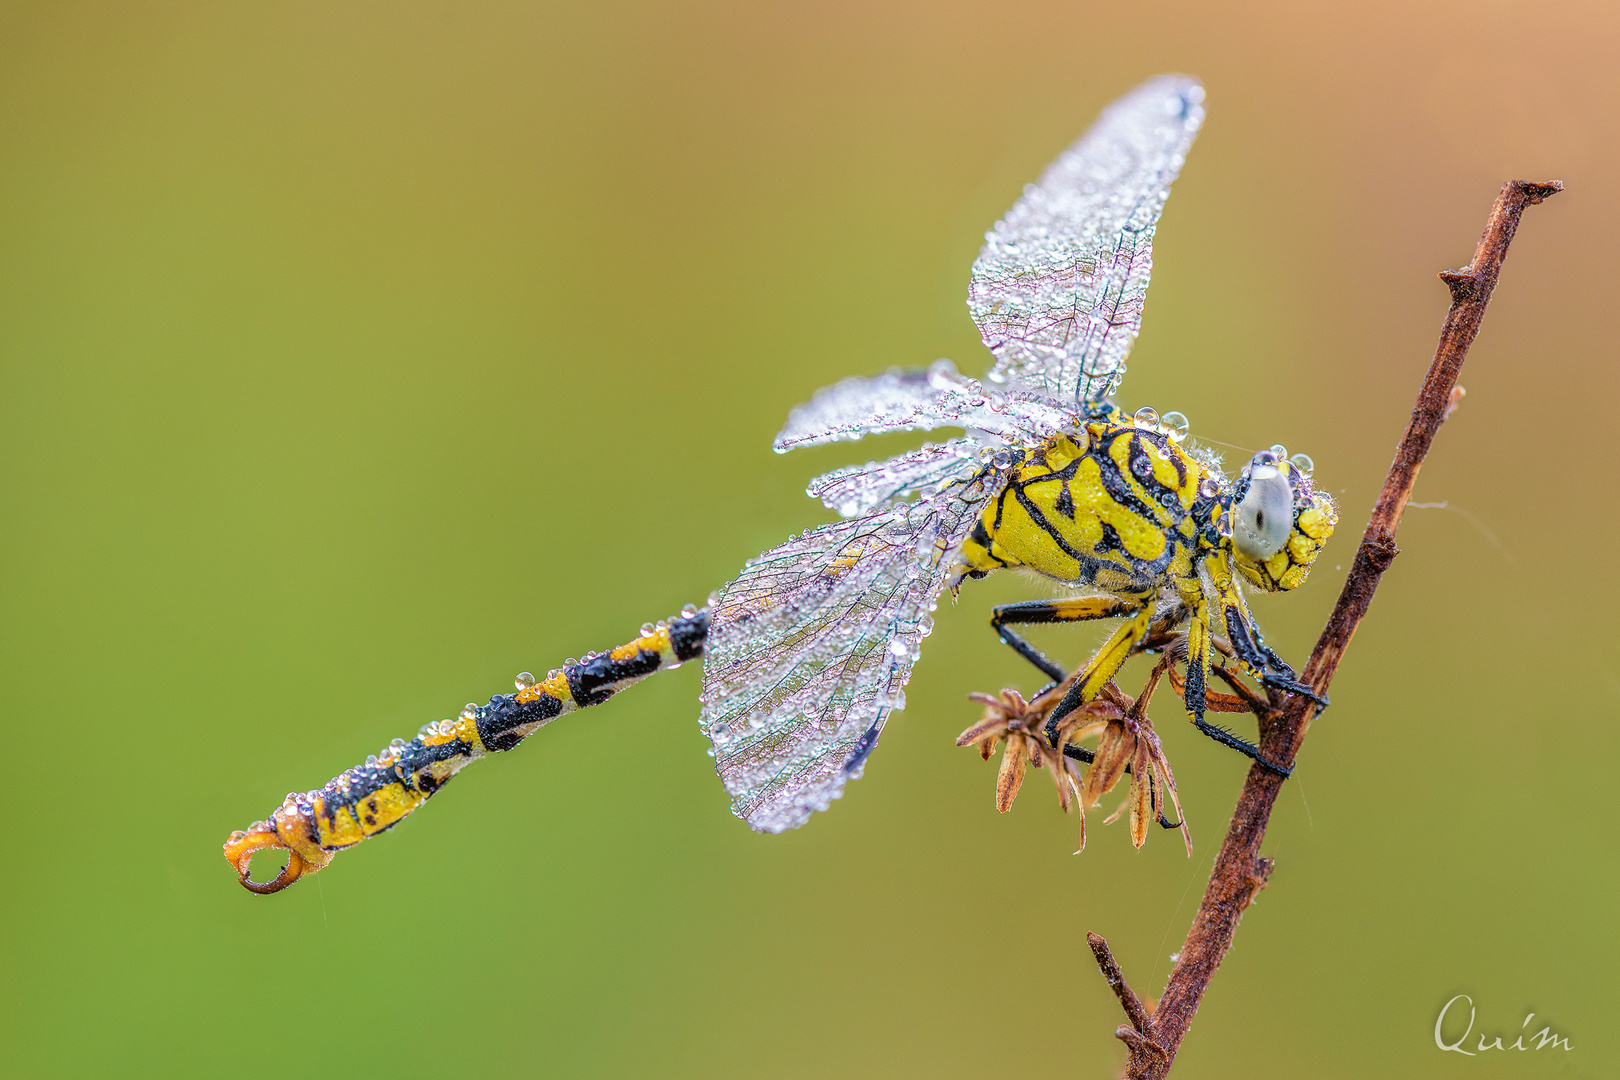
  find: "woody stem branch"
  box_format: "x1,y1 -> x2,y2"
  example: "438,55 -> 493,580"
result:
1093,179 -> 1562,1079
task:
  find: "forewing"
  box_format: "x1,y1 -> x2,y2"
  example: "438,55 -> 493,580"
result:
968,75 -> 1204,403
700,479 -> 992,832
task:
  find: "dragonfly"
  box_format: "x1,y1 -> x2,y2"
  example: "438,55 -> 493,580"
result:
225,74 -> 1337,893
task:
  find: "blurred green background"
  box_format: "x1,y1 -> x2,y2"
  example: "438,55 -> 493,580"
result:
1,2 -> 1614,1077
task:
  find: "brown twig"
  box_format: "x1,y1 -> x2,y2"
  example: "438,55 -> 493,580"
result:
1087,932 -> 1168,1072
1087,180 -> 1561,1078
1088,933 -> 1158,1036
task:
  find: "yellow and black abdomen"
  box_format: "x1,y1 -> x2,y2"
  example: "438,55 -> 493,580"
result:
960,423 -> 1205,597
223,609 -> 709,892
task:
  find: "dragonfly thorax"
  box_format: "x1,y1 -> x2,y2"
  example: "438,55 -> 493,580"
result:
959,419 -> 1217,600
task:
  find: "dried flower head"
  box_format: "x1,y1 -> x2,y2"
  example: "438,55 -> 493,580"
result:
958,665 -> 1192,854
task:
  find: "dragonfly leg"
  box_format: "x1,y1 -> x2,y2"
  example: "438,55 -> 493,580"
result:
1042,606 -> 1153,740
1217,595 -> 1329,709
990,597 -> 1139,687
1182,601 -> 1293,776
1190,718 -> 1291,777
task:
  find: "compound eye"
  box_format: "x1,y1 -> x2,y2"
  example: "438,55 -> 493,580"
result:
1232,463 -> 1292,561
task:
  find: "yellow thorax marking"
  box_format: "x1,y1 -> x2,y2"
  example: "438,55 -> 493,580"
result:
963,423 -> 1206,586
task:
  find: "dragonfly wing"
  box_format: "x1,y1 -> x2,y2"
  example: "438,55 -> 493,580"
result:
776,360 -> 1084,456
968,75 -> 1204,403
806,438 -> 982,518
774,360 -> 975,451
700,477 -> 992,832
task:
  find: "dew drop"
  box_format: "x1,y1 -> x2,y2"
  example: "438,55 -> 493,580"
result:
680,603 -> 698,619
514,671 -> 536,691
389,738 -> 406,749
1198,476 -> 1220,500
639,622 -> 655,637
1216,511 -> 1233,538
460,703 -> 479,720
1269,444 -> 1288,461
1289,452 -> 1315,475
1133,405 -> 1159,428
1161,410 -> 1190,442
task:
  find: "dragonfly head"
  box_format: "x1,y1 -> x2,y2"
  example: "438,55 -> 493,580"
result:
1224,448 -> 1337,592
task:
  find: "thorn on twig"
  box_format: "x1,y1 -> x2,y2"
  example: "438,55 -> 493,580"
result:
1439,269 -> 1477,303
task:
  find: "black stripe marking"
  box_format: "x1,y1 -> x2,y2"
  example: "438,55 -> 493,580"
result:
1124,434 -> 1180,520
396,736 -> 476,775
1092,438 -> 1162,524
669,609 -> 709,662
1130,427 -> 1188,489
317,737 -> 475,826
567,648 -> 663,707
478,691 -> 566,752
1054,481 -> 1075,519
1165,437 -> 1187,488
968,518 -> 1002,562
1012,485 -> 1093,566
417,770 -> 453,796
992,481 -> 1015,530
